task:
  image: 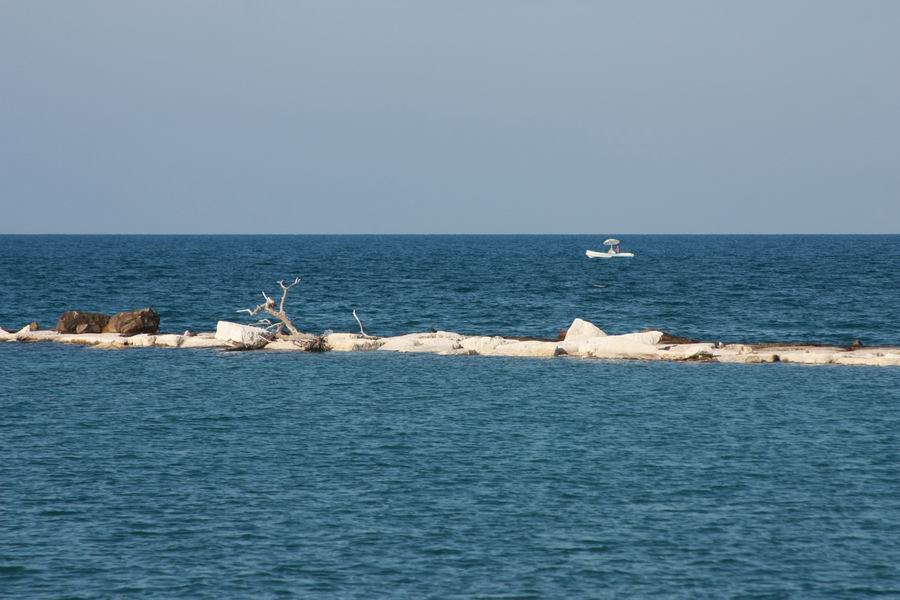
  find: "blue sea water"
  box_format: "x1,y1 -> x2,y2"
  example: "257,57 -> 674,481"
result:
1,235 -> 899,344
2,235 -> 899,598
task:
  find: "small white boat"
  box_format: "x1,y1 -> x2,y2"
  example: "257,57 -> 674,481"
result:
586,238 -> 634,259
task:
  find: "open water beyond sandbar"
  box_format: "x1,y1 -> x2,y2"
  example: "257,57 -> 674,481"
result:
1,234 -> 898,344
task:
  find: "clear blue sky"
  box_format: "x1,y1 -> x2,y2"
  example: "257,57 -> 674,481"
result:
1,1 -> 898,233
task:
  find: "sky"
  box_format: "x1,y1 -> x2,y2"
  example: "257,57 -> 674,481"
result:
1,1 -> 898,234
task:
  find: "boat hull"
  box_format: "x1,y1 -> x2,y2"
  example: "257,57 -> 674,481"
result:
586,250 -> 634,258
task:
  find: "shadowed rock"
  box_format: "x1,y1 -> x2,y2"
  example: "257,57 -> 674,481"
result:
657,331 -> 702,345
56,311 -> 110,333
103,309 -> 160,335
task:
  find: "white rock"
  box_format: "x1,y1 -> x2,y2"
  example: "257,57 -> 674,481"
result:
564,318 -> 606,342
377,333 -> 427,352
777,353 -> 835,365
830,355 -> 866,366
878,349 -> 900,365
180,335 -> 229,349
434,331 -> 464,339
17,324 -> 35,335
54,334 -> 90,345
125,334 -> 157,347
459,336 -> 512,354
834,349 -> 900,367
576,331 -> 664,360
57,333 -> 123,346
14,330 -> 58,342
407,337 -> 462,354
872,356 -> 900,366
439,348 -> 478,356
215,321 -> 269,348
324,333 -> 385,352
490,340 -> 562,358
556,341 -> 582,356
623,331 -> 664,345
715,353 -> 779,364
85,335 -> 129,349
711,344 -> 753,358
657,343 -> 716,360
378,332 -> 463,354
579,341 -> 660,360
264,339 -> 310,351
723,344 -> 753,354
775,347 -> 844,365
154,334 -> 184,348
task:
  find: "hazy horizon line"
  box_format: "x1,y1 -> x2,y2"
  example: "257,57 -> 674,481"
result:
2,232 -> 898,236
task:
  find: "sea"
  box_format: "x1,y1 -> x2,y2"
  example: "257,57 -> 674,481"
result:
2,235 -> 899,598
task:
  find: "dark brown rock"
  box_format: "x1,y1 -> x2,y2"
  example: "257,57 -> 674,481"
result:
103,308 -> 160,335
656,331 -> 702,345
56,311 -> 110,333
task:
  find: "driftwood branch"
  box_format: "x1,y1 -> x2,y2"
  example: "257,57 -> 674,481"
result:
353,310 -> 374,338
234,276 -> 328,352
278,277 -> 300,313
238,277 -> 303,337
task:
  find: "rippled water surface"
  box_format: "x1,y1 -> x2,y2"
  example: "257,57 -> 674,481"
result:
1,235 -> 898,344
2,236 -> 900,598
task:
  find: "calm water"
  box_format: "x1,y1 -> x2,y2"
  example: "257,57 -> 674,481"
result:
1,235 -> 899,344
2,235 -> 900,598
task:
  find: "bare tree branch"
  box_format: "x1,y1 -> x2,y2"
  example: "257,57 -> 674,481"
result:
232,276 -> 329,351
240,277 -> 304,337
353,309 -> 374,338
278,277 -> 301,314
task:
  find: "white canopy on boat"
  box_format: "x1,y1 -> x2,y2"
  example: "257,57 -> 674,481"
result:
603,239 -> 620,246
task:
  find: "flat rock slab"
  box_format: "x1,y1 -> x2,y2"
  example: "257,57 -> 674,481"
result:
574,331 -> 664,359
459,336 -> 511,354
378,332 -> 463,353
180,335 -> 229,349
124,334 -> 158,347
324,333 -> 384,352
3,326 -> 899,366
656,343 -> 717,360
489,340 -> 562,358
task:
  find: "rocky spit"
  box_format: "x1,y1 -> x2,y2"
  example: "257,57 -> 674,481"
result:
2,318 -> 899,367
